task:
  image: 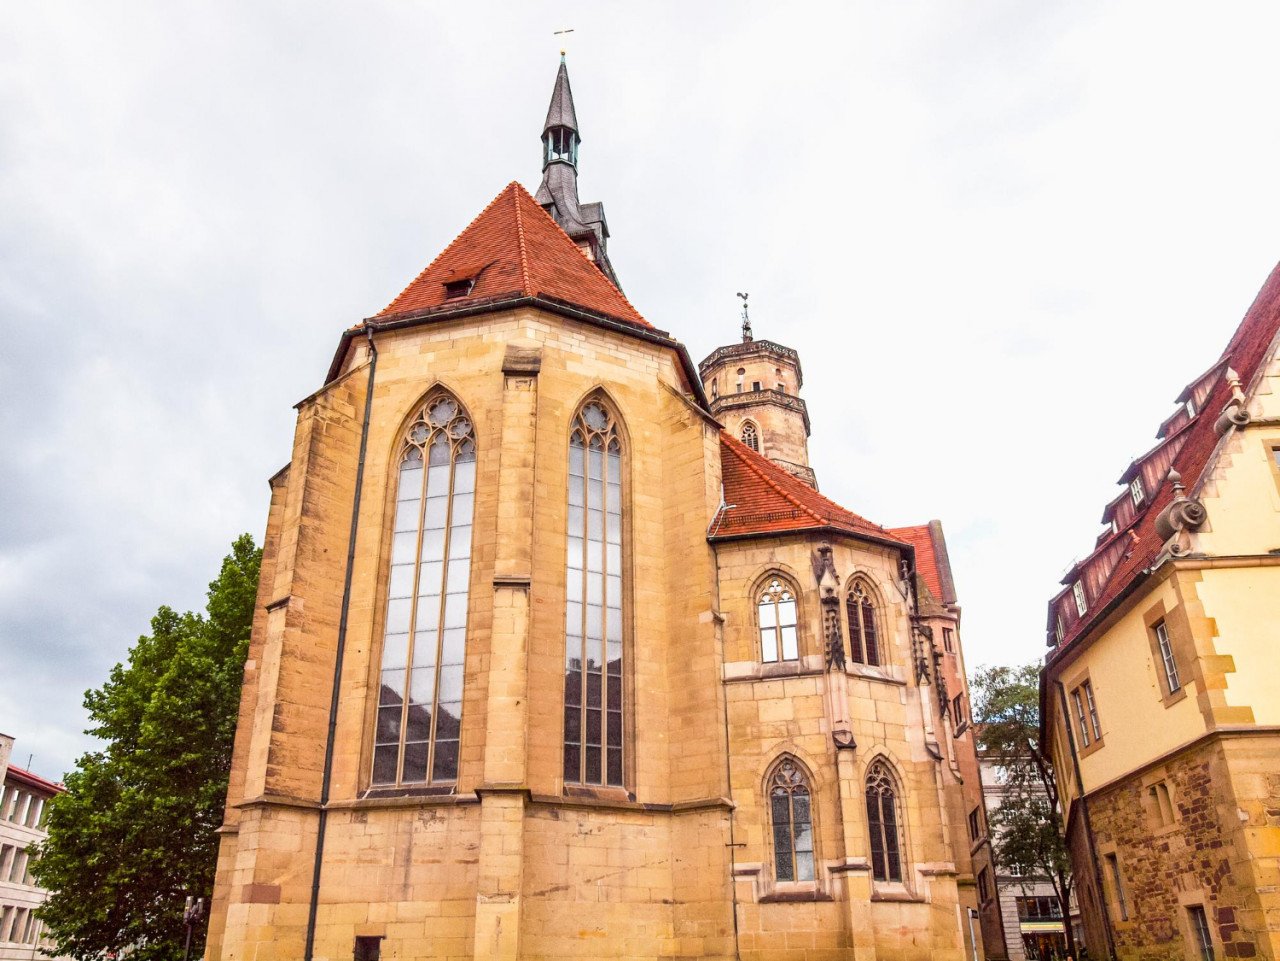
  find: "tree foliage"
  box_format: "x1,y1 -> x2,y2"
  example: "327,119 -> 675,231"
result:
32,535 -> 261,961
971,663 -> 1076,959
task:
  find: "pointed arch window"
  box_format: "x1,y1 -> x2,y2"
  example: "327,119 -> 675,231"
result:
373,393 -> 476,787
758,578 -> 798,662
866,762 -> 903,882
565,400 -> 625,787
847,581 -> 881,666
769,758 -> 815,882
741,422 -> 760,452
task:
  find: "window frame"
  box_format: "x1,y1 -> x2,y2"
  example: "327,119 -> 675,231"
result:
767,757 -> 816,884
756,576 -> 800,664
846,579 -> 884,667
562,397 -> 629,790
1129,475 -> 1145,507
370,391 -> 478,790
740,420 -> 760,453
1072,581 -> 1088,617
865,760 -> 905,884
1105,852 -> 1129,921
1187,905 -> 1216,961
1153,619 -> 1182,694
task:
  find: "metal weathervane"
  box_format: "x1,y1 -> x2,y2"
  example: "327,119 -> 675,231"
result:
554,27 -> 574,58
737,292 -> 752,342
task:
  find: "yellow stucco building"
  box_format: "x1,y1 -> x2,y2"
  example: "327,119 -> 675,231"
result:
1043,263 -> 1280,960
206,60 -> 1001,961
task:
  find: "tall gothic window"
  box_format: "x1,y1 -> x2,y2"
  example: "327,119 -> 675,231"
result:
769,758 -> 815,882
847,581 -> 881,666
564,400 -> 625,787
866,762 -> 903,882
758,578 -> 798,662
741,421 -> 760,452
373,393 -> 476,787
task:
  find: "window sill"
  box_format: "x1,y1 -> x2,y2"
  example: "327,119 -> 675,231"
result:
1077,736 -> 1106,759
1160,687 -> 1189,709
870,888 -> 925,904
846,664 -> 906,686
759,889 -> 833,904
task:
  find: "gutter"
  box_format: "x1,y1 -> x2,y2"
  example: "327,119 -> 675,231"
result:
323,294 -> 711,414
304,325 -> 378,961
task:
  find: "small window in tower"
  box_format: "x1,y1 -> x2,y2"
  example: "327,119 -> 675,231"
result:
736,368 -> 745,393
443,278 -> 474,300
710,380 -> 718,399
777,382 -> 786,393
752,380 -> 762,392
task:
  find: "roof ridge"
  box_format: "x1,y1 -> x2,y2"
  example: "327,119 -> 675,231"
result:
376,182 -> 519,317
510,181 -> 533,296
511,182 -> 650,325
721,431 -> 827,525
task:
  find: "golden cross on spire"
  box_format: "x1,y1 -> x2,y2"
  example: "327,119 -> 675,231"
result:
554,27 -> 574,57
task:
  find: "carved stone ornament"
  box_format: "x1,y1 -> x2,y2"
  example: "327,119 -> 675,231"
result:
832,729 -> 856,751
1214,367 -> 1251,435
909,622 -> 933,686
813,543 -> 847,672
1154,468 -> 1208,556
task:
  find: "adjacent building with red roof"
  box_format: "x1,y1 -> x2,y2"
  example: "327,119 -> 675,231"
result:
1041,264 -> 1280,961
208,57 -> 1002,961
0,734 -> 66,960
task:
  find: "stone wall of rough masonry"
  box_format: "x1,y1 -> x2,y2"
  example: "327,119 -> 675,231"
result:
210,304 -> 985,960
1084,734 -> 1280,961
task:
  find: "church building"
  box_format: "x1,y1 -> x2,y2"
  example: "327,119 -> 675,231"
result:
207,59 -> 1001,961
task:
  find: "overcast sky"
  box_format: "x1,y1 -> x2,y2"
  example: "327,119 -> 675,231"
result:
4,2 -> 1279,781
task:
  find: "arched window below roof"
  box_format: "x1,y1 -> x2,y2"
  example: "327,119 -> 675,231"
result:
740,421 -> 759,452
758,577 -> 798,662
847,580 -> 881,666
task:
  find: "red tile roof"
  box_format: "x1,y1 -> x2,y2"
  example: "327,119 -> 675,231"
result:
6,764 -> 63,795
887,524 -> 944,600
1050,260 -> 1280,653
712,432 -> 905,546
375,181 -> 650,329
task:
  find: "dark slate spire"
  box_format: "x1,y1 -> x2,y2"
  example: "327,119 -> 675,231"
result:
534,57 -> 621,290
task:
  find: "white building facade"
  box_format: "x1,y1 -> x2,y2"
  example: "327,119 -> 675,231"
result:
0,734 -> 64,960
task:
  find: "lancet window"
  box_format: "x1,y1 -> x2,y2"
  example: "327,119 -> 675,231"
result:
758,578 -> 799,663
741,421 -> 760,452
564,400 -> 625,787
866,762 -> 903,882
769,758 -> 815,882
373,393 -> 476,786
847,580 -> 881,666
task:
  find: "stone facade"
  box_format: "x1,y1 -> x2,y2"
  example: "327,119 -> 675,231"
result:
206,61 -> 996,961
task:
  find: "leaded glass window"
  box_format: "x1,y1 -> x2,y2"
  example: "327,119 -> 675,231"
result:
564,400 -> 625,787
866,762 -> 902,882
741,422 -> 759,452
769,758 -> 814,882
847,581 -> 881,666
373,393 -> 476,786
758,578 -> 798,662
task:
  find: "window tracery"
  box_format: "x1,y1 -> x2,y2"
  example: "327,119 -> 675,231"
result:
373,393 -> 476,786
564,400 -> 625,787
865,761 -> 903,882
758,578 -> 799,662
740,421 -> 759,452
846,580 -> 881,666
769,758 -> 814,882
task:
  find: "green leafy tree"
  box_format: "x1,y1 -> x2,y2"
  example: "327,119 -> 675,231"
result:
971,663 -> 1076,960
32,535 -> 261,961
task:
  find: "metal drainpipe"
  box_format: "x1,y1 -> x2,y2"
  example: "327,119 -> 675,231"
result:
1054,680 -> 1117,961
304,325 -> 378,961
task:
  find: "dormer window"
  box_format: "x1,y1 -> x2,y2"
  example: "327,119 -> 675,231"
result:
1129,477 -> 1145,507
1185,398 -> 1196,418
443,279 -> 474,300
1073,581 -> 1088,617
1055,615 -> 1064,643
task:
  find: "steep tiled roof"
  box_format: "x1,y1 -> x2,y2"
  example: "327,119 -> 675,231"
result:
712,432 -> 905,546
1049,260 -> 1280,653
375,181 -> 648,328
888,525 -> 944,601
